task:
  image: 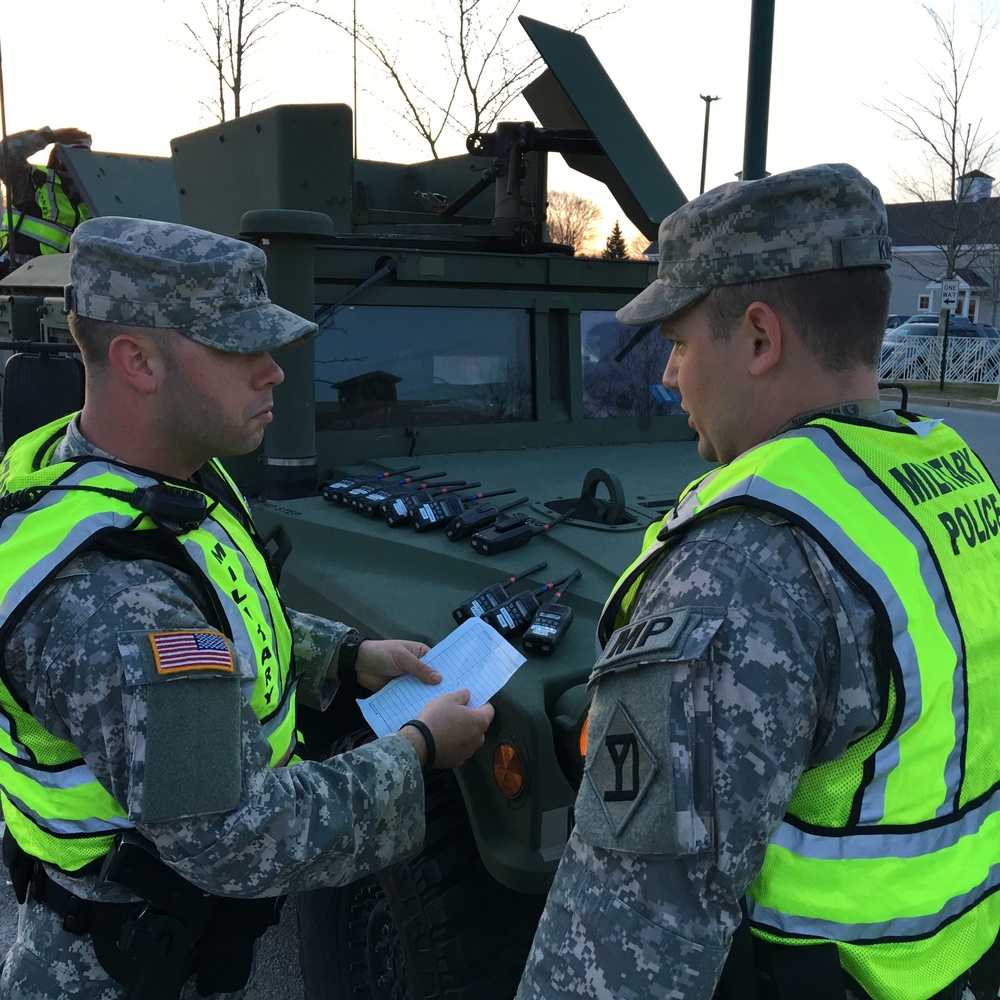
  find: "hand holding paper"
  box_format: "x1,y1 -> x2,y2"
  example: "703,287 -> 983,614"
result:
360,616 -> 526,738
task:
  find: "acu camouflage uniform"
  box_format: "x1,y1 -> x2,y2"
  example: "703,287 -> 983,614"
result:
517,406 -> 897,1000
1,420 -> 425,1000
0,217 -> 427,999
518,165 -> 986,1000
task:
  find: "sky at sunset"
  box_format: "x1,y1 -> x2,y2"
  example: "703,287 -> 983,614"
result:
2,0 -> 997,248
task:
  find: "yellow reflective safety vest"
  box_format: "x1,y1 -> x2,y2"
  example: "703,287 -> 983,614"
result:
598,412 -> 1000,999
0,166 -> 91,258
0,416 -> 296,873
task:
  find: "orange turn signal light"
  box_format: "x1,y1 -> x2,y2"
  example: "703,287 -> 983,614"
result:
492,742 -> 525,799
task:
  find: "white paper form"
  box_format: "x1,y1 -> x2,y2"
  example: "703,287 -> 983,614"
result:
359,616 -> 526,737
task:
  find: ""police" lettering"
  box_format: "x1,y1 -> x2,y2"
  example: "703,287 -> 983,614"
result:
938,492 -> 1000,555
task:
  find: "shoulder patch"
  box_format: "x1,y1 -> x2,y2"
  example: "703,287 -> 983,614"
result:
148,631 -> 234,675
590,607 -> 723,685
583,699 -> 659,837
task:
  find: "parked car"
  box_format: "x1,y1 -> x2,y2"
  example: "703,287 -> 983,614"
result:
884,322 -> 942,345
885,321 -> 996,343
884,313 -> 911,331
904,313 -> 977,329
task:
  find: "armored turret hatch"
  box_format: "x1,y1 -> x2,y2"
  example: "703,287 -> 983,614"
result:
518,15 -> 687,240
55,144 -> 182,223
168,17 -> 685,247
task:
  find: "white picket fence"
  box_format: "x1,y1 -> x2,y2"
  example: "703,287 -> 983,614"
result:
878,335 -> 1000,384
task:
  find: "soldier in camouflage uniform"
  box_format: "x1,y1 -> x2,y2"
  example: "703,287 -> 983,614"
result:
516,165 -> 1000,1000
0,126 -> 93,270
0,216 -> 494,999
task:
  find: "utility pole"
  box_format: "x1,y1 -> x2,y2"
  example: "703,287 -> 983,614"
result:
699,94 -> 720,194
742,0 -> 774,181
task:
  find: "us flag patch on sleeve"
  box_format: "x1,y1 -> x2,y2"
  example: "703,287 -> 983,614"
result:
148,631 -> 235,675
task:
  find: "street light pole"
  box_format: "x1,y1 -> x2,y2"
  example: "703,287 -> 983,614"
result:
699,94 -> 720,194
742,0 -> 774,181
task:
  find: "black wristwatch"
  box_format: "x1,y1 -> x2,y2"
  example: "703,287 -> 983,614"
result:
337,632 -> 369,686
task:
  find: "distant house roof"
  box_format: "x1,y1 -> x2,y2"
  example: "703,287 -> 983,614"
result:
931,268 -> 989,289
957,267 -> 988,288
333,370 -> 401,389
887,197 -> 1000,249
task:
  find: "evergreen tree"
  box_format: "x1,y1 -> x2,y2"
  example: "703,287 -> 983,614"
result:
602,220 -> 628,259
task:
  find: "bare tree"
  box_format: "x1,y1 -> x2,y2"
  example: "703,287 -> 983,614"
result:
287,0 -> 619,159
878,3 -> 999,282
545,191 -> 602,254
182,0 -> 287,121
628,233 -> 654,259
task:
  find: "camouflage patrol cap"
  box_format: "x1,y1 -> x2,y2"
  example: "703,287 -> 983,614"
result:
617,163 -> 892,327
66,216 -> 318,353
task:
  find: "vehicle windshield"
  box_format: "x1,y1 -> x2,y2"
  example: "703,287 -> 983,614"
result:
312,304 -> 533,430
581,311 -> 682,418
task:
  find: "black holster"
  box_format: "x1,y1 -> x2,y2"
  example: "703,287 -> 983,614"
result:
101,831 -> 284,998
2,827 -> 283,999
2,825 -> 35,904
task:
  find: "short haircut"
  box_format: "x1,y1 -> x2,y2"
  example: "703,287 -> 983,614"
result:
68,314 -> 181,372
700,267 -> 892,371
68,313 -> 117,369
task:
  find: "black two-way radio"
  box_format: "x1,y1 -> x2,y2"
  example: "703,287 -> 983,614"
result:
352,473 -> 451,517
469,506 -> 577,555
444,495 -> 529,541
346,471 -> 449,512
480,570 -> 578,639
451,561 -> 549,624
381,482 -> 474,527
410,488 -> 516,532
322,465 -> 420,505
522,569 -> 582,655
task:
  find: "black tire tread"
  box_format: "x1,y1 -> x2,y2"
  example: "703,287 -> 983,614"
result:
299,728 -> 543,1000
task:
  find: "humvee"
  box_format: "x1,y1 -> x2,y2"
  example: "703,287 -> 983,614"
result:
0,14 -> 765,999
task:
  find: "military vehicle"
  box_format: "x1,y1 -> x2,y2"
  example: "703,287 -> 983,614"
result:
0,10 -> 785,998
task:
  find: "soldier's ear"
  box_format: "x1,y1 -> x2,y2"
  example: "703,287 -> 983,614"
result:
107,332 -> 160,395
742,302 -> 782,377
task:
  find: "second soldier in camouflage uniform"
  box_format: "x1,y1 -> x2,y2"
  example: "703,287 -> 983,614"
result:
516,165 -> 1000,1000
0,216 -> 494,999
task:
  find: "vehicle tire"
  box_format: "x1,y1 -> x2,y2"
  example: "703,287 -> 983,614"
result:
298,728 -> 545,1000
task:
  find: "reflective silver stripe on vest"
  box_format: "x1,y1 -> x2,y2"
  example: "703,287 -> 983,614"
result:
0,464 -> 155,623
2,788 -> 131,837
753,784 -> 1000,941
698,426 -> 962,824
771,782 -> 999,861
0,706 -> 30,760
793,427 -> 964,822
1,756 -> 97,789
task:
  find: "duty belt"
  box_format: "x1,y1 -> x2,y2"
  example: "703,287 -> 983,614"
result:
3,826 -> 284,999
